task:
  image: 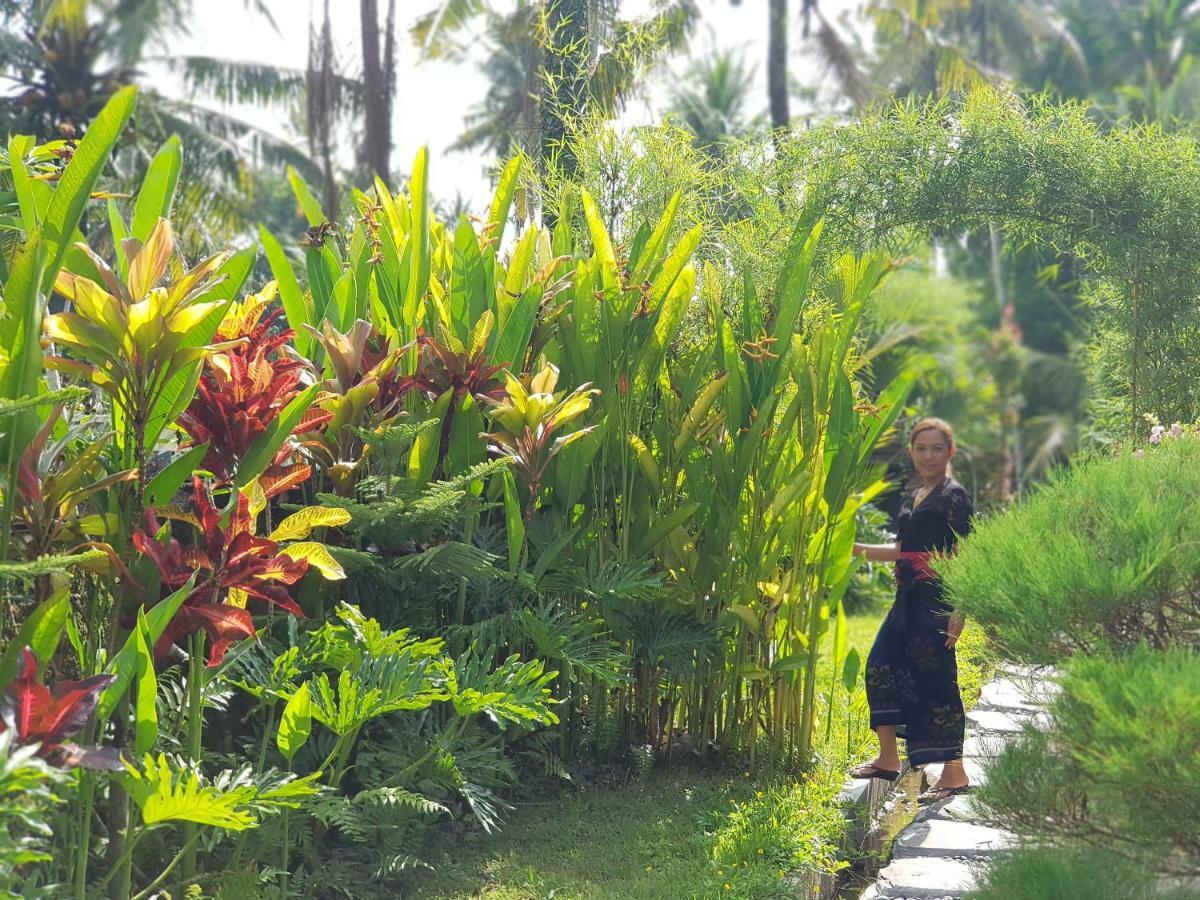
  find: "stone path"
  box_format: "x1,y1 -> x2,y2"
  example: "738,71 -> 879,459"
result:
858,666 -> 1058,900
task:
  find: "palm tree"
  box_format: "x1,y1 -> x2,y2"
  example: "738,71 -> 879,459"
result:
359,0 -> 397,180
414,0 -> 698,175
1038,0 -> 1200,125
0,0 -> 358,243
667,45 -> 758,158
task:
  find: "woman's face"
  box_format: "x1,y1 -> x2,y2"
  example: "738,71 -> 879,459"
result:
909,428 -> 953,479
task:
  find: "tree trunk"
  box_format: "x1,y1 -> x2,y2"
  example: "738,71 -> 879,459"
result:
768,0 -> 790,146
360,0 -> 392,181
540,0 -> 590,180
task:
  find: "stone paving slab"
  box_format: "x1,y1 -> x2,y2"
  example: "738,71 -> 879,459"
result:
892,818 -> 1015,859
976,678 -> 1042,713
965,707 -> 1044,734
912,792 -> 981,824
961,733 -> 1008,760
855,665 -> 1058,900
860,856 -> 978,899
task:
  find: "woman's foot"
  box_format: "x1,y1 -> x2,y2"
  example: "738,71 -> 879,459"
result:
850,757 -> 902,781
917,783 -> 971,803
918,760 -> 970,802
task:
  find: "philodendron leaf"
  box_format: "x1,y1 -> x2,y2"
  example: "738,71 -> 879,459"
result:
277,682 -> 313,763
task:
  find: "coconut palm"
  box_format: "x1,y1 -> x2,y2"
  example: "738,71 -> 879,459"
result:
414,0 -> 699,173
666,45 -> 759,158
0,0 -> 356,244
1038,0 -> 1200,125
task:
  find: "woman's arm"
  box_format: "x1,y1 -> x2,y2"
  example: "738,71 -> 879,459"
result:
852,541 -> 900,563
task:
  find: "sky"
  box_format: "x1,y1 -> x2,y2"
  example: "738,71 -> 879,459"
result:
164,0 -> 865,213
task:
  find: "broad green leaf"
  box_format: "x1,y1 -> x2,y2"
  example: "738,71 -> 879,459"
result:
841,648 -> 862,694
133,610 -> 158,755
146,443 -> 209,508
97,576 -> 195,721
0,589 -> 70,690
234,385 -> 319,489
132,135 -> 181,242
406,388 -> 452,486
269,507 -> 352,542
491,285 -> 539,372
287,165 -> 326,226
631,190 -> 681,277
580,190 -> 619,293
40,86 -> 136,293
259,225 -> 312,356
277,682 -> 312,762
833,599 -> 848,673
635,502 -> 699,556
501,467 -> 525,574
487,155 -> 522,250
402,147 -> 430,328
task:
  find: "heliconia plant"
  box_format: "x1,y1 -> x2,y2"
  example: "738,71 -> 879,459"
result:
0,88 -> 927,898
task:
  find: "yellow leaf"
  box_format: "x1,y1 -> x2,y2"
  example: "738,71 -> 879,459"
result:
228,587 -> 249,609
728,604 -> 760,634
243,478 -> 267,522
529,362 -> 559,396
469,310 -> 495,359
128,218 -> 175,299
269,507 -> 352,542
280,542 -> 345,580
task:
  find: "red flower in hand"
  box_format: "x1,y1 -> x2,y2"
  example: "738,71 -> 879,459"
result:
133,477 -> 308,666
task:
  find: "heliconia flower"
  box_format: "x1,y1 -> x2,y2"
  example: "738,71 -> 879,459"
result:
1170,423 -> 1183,438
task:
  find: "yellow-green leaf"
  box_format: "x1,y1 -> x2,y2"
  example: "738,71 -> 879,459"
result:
280,542 -> 345,580
269,506 -> 352,542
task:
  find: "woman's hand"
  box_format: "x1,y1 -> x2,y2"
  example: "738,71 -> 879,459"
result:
945,612 -> 965,649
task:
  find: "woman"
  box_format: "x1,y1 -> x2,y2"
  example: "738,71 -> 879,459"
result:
849,417 -> 974,804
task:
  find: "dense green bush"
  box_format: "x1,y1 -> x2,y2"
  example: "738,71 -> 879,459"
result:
969,847 -> 1197,900
976,645 -> 1200,876
941,433 -> 1200,662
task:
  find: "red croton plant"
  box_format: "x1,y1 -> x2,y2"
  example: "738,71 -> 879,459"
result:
133,477 -> 309,666
177,295 -> 328,492
0,647 -> 121,769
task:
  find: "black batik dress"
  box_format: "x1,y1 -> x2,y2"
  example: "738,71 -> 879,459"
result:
865,476 -> 974,766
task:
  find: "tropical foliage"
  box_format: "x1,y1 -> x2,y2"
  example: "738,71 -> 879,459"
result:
0,83 -> 918,896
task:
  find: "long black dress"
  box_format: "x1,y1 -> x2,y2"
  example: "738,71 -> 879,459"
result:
865,475 -> 974,766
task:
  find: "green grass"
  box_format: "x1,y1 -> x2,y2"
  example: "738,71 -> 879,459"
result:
407,606 -> 993,900
408,770 -> 840,900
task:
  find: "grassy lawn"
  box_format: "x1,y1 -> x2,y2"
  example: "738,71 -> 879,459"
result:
407,609 -> 889,900
406,607 -> 992,900
408,770 -> 825,900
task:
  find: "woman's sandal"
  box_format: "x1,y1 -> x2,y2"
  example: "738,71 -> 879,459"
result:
917,784 -> 970,804
850,763 -> 901,782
